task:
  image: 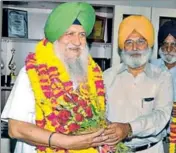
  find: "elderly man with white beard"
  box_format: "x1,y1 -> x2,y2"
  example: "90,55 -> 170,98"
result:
151,20 -> 176,107
1,2 -> 109,153
150,20 -> 176,152
103,15 -> 174,153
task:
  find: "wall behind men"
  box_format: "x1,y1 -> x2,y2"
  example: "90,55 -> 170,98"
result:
58,0 -> 176,8
2,0 -> 175,76
22,0 -> 176,9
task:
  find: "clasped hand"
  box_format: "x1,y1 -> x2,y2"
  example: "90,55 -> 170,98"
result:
58,123 -> 131,150
61,129 -> 108,150
103,122 -> 131,146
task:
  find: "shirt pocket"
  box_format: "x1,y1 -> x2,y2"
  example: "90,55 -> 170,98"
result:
141,97 -> 155,114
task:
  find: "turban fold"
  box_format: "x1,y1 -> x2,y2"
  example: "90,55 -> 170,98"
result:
158,20 -> 176,45
118,15 -> 154,49
44,2 -> 95,43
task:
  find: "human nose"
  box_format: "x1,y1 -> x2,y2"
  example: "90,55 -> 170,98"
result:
132,42 -> 137,51
166,45 -> 172,52
72,35 -> 81,46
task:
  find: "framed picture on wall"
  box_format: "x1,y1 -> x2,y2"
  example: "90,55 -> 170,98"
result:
3,8 -> 28,38
88,15 -> 106,42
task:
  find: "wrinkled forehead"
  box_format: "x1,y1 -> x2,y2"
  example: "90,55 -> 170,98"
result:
66,24 -> 86,33
164,34 -> 176,43
126,30 -> 146,41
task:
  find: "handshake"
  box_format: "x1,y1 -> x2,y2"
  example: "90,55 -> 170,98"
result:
55,122 -> 132,152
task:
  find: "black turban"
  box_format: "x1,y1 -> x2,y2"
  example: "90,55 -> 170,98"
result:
158,20 -> 176,46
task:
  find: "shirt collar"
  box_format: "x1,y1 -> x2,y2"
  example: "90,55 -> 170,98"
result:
116,63 -> 153,78
116,63 -> 127,74
160,59 -> 168,70
143,63 -> 153,78
160,60 -> 176,72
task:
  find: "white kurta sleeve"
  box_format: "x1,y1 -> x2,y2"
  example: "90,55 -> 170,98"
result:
170,69 -> 176,102
1,67 -> 36,124
130,71 -> 173,137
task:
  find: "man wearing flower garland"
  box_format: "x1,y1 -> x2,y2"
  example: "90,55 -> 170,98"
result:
103,15 -> 174,153
151,20 -> 176,153
1,2 -> 109,153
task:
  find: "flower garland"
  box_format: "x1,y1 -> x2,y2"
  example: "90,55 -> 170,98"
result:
25,40 -> 107,153
169,103 -> 176,153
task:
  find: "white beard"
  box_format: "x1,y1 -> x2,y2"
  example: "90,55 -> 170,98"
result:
120,48 -> 152,68
159,48 -> 176,64
53,41 -> 89,88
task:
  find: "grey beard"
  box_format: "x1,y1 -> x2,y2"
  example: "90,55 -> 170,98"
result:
120,48 -> 152,68
67,57 -> 87,79
159,48 -> 176,64
53,41 -> 89,86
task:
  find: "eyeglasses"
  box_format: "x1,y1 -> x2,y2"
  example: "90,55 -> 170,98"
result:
161,42 -> 176,51
124,38 -> 147,48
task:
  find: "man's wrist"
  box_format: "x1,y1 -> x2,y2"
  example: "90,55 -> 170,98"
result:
48,132 -> 57,148
127,123 -> 133,138
51,132 -> 68,149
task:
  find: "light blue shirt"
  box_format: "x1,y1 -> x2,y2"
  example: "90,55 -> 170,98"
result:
151,58 -> 176,102
103,63 -> 173,148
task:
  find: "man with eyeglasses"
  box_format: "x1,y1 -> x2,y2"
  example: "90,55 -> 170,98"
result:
151,20 -> 176,152
103,15 -> 173,153
152,20 -> 176,70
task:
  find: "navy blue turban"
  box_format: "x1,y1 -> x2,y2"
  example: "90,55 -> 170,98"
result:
73,19 -> 81,25
158,20 -> 176,46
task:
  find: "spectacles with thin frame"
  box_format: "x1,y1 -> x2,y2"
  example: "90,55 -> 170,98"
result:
161,41 -> 176,51
124,38 -> 147,49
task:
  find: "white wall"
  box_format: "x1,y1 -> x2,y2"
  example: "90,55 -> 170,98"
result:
9,0 -> 176,10
24,0 -> 176,9
85,0 -> 176,9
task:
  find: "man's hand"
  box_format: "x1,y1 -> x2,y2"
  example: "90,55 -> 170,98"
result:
103,122 -> 131,146
9,119 -> 108,150
56,128 -> 109,150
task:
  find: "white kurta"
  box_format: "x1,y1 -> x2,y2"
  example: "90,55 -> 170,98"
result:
104,63 -> 173,153
1,67 -> 36,153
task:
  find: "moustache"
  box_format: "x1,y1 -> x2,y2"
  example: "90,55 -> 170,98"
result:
66,44 -> 84,51
124,50 -> 146,56
162,51 -> 176,56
